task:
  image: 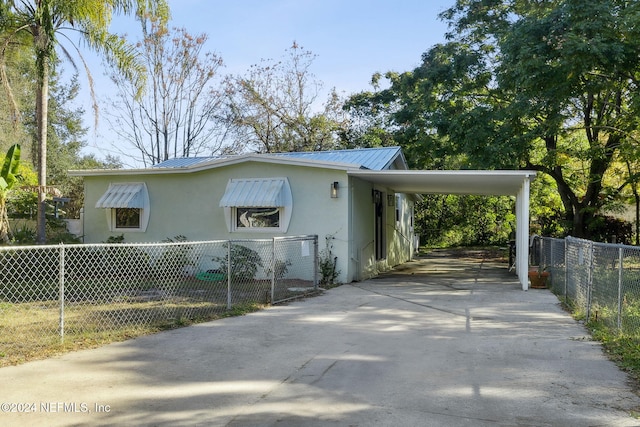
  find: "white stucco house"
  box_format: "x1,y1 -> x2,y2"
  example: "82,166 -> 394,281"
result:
69,146 -> 536,288
70,147 -> 419,284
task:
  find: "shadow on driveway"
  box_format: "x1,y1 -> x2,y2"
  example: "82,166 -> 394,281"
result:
2,250 -> 640,426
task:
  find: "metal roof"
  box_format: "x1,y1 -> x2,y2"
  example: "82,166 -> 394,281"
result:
153,157 -> 220,168
95,183 -> 147,208
219,178 -> 287,207
152,147 -> 404,171
271,147 -> 404,170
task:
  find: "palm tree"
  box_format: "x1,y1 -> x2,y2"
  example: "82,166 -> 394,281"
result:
0,0 -> 169,243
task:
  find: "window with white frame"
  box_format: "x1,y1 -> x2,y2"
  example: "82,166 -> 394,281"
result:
220,177 -> 292,233
234,207 -> 281,230
113,208 -> 141,229
95,182 -> 150,232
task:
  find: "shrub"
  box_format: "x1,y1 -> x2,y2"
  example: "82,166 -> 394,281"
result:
213,244 -> 263,282
319,235 -> 339,285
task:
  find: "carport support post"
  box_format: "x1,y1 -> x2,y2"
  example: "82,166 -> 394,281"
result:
515,176 -> 532,290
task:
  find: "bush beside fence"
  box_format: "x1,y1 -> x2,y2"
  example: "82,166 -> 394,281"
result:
532,235 -> 640,337
0,235 -> 318,367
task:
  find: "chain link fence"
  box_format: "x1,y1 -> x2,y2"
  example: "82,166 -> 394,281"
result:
532,235 -> 640,336
0,235 -> 318,366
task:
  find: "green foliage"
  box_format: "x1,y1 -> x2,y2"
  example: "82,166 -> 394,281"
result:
347,0 -> 640,239
213,244 -> 263,282
587,216 -> 633,245
45,218 -> 81,244
0,144 -> 21,241
416,195 -> 515,247
0,0 -> 169,243
318,235 -> 340,286
105,234 -> 125,244
10,221 -> 36,244
156,235 -> 193,280
588,319 -> 640,383
266,259 -> 292,280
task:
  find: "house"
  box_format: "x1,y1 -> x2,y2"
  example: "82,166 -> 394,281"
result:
70,146 -> 536,288
70,147 -> 419,283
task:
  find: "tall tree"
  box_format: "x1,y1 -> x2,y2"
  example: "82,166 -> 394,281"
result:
226,42 -> 347,153
106,18 -> 227,166
0,0 -> 169,243
347,0 -> 640,239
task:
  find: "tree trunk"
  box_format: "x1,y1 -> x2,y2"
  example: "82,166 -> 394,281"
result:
36,57 -> 49,244
571,207 -> 588,239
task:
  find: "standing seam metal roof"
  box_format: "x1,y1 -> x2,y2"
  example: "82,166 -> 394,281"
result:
219,178 -> 286,207
152,147 -> 404,171
270,147 -> 403,170
95,183 -> 146,208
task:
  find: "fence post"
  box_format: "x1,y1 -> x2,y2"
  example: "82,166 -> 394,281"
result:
270,238 -> 276,304
586,241 -> 594,322
58,244 -> 65,342
313,235 -> 319,290
618,247 -> 624,330
564,238 -> 569,306
227,240 -> 232,310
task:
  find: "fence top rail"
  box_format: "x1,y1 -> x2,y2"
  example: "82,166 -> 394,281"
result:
0,235 -> 319,252
542,235 -> 639,251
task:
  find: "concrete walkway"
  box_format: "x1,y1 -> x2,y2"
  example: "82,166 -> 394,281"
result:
2,251 -> 640,426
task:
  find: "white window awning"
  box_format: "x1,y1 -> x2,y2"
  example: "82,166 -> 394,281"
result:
95,183 -> 148,209
219,178 -> 287,207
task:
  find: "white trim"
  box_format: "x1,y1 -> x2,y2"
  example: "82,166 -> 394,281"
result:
100,182 -> 150,232
221,178 -> 293,233
231,207 -> 285,232
69,155 -> 364,177
348,169 -> 536,290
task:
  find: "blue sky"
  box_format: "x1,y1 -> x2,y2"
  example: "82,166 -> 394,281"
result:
79,0 -> 454,165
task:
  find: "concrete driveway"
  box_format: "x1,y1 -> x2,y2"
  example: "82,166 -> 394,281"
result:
2,250 -> 640,426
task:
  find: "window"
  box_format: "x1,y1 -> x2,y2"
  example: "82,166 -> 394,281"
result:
114,208 -> 141,229
235,207 -> 280,229
220,177 -> 292,233
96,182 -> 150,232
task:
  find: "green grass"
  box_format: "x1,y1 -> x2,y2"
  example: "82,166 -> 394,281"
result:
588,322 -> 640,383
0,272 -> 320,368
562,294 -> 640,388
0,298 -> 266,368
0,273 -> 291,368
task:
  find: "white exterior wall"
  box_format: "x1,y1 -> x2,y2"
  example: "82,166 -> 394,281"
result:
81,161 -> 416,284
348,177 -> 376,281
346,178 -> 416,281
82,162 -> 354,283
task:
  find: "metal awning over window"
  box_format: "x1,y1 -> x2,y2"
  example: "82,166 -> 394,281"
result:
219,178 -> 287,207
95,183 -> 147,209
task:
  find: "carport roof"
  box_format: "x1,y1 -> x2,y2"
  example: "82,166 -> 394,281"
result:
348,170 -> 536,196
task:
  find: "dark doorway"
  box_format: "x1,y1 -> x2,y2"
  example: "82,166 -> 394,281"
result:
374,190 -> 385,260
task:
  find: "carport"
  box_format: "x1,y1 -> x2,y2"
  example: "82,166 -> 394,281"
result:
349,169 -> 537,290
